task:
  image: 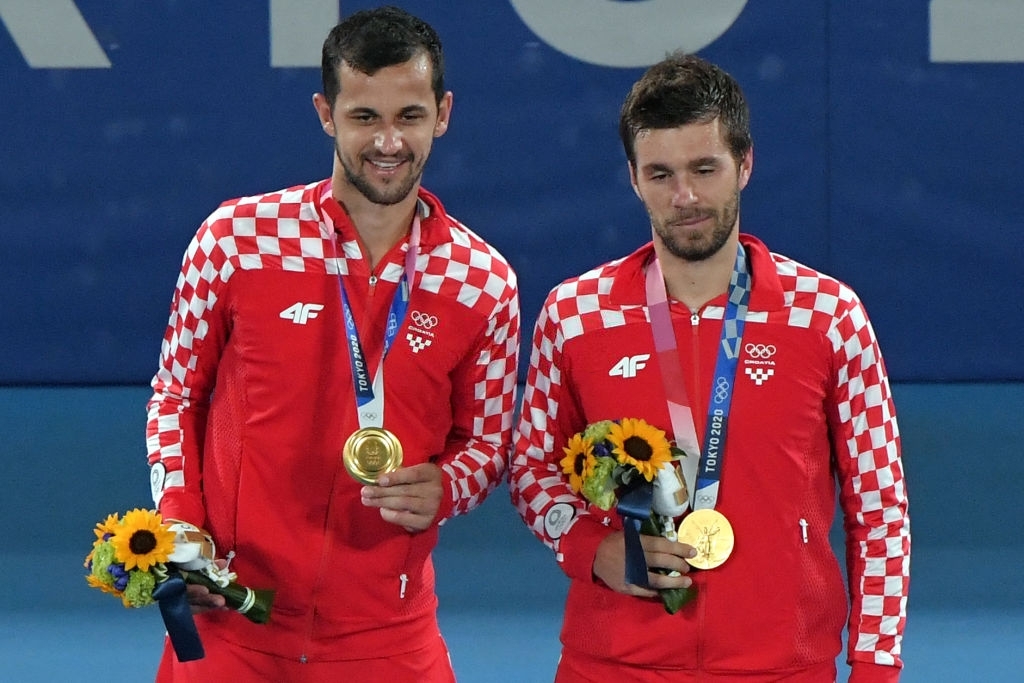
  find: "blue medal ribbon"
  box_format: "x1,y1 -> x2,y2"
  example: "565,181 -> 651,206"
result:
338,277 -> 409,410
617,480 -> 655,588
332,211 -> 420,423
693,244 -> 750,509
152,574 -> 205,662
623,243 -> 750,584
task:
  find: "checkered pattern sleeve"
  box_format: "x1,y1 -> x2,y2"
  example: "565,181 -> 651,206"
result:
509,272 -> 616,576
424,224 -> 521,520
510,289 -> 576,541
144,204 -> 239,526
822,281 -> 910,676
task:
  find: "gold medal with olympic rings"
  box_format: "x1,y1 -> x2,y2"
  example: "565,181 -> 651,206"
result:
342,427 -> 403,484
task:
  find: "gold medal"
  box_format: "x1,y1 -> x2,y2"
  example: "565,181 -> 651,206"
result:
342,427 -> 403,485
677,508 -> 735,570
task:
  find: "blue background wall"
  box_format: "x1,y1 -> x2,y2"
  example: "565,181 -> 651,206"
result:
1,1 -> 1020,383
2,2 -> 1023,681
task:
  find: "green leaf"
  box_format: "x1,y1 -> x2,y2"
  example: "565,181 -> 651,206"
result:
640,514 -> 696,614
660,585 -> 697,614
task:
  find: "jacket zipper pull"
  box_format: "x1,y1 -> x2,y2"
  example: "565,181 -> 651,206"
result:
399,573 -> 408,599
690,310 -> 700,325
799,518 -> 809,544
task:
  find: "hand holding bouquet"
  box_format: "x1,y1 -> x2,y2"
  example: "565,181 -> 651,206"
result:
560,418 -> 695,614
85,508 -> 274,660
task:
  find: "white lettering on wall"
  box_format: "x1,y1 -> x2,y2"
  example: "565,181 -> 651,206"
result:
3,1 -> 1022,69
507,0 -> 748,68
0,0 -> 110,68
270,0 -> 338,67
930,0 -> 1024,63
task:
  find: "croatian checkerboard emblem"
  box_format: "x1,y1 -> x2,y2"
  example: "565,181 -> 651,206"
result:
745,367 -> 774,385
406,334 -> 432,353
742,343 -> 776,385
405,310 -> 438,353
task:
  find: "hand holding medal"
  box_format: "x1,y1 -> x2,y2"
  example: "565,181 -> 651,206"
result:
357,461 -> 446,532
560,418 -> 699,613
677,508 -> 735,570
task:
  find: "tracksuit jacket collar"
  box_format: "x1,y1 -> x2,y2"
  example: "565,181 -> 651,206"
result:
607,233 -> 787,312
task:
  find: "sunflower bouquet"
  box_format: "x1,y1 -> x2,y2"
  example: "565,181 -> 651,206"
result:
85,508 -> 274,660
560,417 -> 695,613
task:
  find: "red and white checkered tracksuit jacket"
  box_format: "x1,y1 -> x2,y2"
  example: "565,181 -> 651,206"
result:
147,180 -> 519,663
511,234 -> 909,682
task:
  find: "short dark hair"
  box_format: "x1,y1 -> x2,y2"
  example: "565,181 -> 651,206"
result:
321,6 -> 445,107
618,51 -> 751,166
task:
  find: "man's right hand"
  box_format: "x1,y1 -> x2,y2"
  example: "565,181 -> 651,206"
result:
592,530 -> 697,598
184,582 -> 227,614
181,558 -> 229,614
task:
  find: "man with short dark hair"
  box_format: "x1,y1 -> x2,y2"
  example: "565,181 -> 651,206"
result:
511,52 -> 909,682
148,7 -> 519,680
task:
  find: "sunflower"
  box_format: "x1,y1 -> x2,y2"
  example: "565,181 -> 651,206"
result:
110,509 -> 176,572
86,573 -> 121,596
608,418 -> 673,482
560,433 -> 597,494
93,512 -> 120,543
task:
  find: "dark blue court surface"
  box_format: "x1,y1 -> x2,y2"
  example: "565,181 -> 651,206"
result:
2,384 -> 1022,682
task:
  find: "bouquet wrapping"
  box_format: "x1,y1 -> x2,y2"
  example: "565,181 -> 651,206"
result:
560,418 -> 695,614
85,509 -> 275,661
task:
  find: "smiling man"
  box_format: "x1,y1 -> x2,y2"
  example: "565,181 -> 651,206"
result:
511,52 -> 910,682
146,7 -> 519,681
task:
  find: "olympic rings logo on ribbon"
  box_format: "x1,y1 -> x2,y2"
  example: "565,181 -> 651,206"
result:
410,311 -> 438,330
743,343 -> 777,359
713,377 -> 730,404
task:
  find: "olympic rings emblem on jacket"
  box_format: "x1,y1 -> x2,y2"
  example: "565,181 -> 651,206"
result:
410,311 -> 438,330
743,343 -> 777,359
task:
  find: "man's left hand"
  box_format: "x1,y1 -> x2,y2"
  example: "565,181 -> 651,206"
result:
360,463 -> 444,532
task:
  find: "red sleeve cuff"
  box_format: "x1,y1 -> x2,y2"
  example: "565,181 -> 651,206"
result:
848,661 -> 902,683
435,470 -> 457,524
557,515 -> 613,581
157,491 -> 206,531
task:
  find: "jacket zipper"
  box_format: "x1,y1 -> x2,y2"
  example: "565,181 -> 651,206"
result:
299,464 -> 346,663
296,239 -> 399,662
689,306 -> 708,671
367,232 -> 408,297
689,308 -> 701,381
398,537 -> 417,600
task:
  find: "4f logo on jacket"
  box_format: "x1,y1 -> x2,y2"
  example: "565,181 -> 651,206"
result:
280,302 -> 324,325
609,354 -> 650,379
